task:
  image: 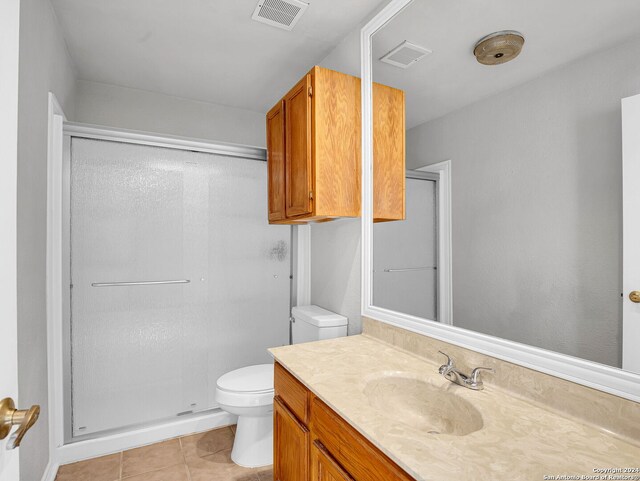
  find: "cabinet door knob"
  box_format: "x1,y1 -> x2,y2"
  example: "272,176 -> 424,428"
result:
630,291 -> 640,303
0,397 -> 40,450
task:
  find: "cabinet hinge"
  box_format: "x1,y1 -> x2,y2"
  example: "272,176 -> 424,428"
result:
308,86 -> 313,97
309,191 -> 314,200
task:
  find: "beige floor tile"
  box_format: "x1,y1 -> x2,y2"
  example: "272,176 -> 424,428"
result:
180,427 -> 234,461
187,449 -> 259,481
55,453 -> 121,481
122,463 -> 189,481
122,439 -> 183,478
256,467 -> 274,481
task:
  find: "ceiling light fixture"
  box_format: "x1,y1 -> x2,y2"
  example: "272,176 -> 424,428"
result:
473,30 -> 525,65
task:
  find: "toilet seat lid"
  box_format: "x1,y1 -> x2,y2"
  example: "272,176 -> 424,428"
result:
216,364 -> 274,393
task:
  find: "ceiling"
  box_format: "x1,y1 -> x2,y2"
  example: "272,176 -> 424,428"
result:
372,0 -> 640,128
51,0 -> 382,113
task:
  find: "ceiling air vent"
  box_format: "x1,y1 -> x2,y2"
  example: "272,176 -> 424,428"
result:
251,0 -> 309,31
380,41 -> 432,69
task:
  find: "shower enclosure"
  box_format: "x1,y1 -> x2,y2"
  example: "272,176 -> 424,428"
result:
373,171 -> 439,321
63,135 -> 291,441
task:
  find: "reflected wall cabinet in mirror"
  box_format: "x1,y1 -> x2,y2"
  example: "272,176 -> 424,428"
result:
267,65 -> 405,224
361,0 -> 640,401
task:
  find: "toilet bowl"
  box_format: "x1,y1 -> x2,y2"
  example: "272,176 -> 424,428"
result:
215,305 -> 348,468
215,364 -> 275,468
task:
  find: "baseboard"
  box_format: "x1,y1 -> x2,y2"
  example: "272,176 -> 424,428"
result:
55,409 -> 236,466
40,460 -> 59,481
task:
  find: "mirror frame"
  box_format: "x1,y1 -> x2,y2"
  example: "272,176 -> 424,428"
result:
360,0 -> 640,402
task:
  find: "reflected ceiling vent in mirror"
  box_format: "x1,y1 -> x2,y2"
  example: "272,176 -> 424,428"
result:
251,0 -> 309,31
380,41 -> 432,69
474,31 -> 525,65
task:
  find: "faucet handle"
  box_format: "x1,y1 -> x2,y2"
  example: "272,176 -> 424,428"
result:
469,367 -> 494,385
437,351 -> 454,374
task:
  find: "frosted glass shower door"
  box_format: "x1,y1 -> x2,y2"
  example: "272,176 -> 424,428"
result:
373,177 -> 438,320
69,138 -> 290,437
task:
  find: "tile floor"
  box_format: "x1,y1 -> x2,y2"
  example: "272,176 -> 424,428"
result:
55,425 -> 273,481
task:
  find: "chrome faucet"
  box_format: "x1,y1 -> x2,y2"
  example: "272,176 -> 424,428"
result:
438,351 -> 494,390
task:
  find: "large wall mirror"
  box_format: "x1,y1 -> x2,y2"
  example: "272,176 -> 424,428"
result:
361,0 -> 640,400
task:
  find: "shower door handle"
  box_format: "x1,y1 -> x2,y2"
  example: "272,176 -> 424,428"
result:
91,279 -> 191,287
382,266 -> 436,273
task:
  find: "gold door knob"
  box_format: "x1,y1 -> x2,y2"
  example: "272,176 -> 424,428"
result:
630,291 -> 640,303
0,398 -> 40,450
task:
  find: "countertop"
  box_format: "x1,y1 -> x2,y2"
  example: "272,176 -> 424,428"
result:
269,335 -> 640,481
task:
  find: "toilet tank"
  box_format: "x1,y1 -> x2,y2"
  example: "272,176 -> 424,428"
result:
291,305 -> 348,344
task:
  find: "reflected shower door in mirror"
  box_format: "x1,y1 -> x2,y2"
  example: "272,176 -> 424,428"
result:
373,172 -> 439,321
371,0 -> 640,373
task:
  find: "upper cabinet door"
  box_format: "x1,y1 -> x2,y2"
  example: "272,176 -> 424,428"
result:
373,83 -> 406,222
285,74 -> 313,218
267,101 -> 286,222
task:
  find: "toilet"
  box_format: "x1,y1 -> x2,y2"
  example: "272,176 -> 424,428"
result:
215,305 -> 348,468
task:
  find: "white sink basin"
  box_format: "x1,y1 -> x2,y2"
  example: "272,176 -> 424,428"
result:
363,373 -> 484,436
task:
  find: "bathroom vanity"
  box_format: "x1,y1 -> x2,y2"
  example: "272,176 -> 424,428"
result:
270,331 -> 640,481
273,362 -> 413,481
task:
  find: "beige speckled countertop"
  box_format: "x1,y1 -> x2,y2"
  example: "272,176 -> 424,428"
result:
269,335 -> 640,481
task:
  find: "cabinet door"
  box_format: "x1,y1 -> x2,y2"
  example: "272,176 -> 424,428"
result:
284,74 -> 313,218
267,101 -> 286,222
274,396 -> 309,481
373,83 -> 405,222
311,441 -> 354,481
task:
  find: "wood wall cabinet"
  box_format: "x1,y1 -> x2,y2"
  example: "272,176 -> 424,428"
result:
267,101 -> 286,222
266,66 -> 405,224
273,362 -> 414,481
373,83 -> 406,223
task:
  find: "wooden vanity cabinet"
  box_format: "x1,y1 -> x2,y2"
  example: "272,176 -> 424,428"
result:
266,66 -> 405,224
274,396 -> 309,481
273,362 -> 414,481
311,440 -> 355,481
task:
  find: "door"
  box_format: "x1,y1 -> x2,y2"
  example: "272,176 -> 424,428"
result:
622,94 -> 640,373
285,75 -> 313,218
68,138 -> 291,437
274,396 -> 309,481
0,0 -> 21,477
310,441 -> 354,481
267,101 -> 286,222
373,174 -> 438,321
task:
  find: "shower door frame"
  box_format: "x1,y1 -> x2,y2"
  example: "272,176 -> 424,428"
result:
48,121 -> 309,465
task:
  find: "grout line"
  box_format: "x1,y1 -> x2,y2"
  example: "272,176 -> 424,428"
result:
178,436 -> 192,481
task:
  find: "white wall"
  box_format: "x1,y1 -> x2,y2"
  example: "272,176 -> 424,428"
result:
406,37 -> 640,368
17,0 -> 77,479
310,219 -> 362,334
74,80 -> 266,147
319,28 -> 361,78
